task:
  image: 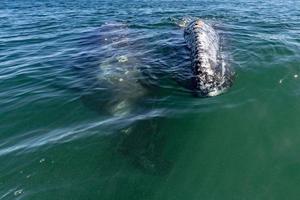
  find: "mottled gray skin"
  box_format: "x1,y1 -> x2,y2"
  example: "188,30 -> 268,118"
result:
184,20 -> 234,96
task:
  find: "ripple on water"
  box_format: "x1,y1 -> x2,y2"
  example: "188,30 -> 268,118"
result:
1,0 -> 300,199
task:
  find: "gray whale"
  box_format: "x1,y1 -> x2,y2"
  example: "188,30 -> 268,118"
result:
184,20 -> 234,96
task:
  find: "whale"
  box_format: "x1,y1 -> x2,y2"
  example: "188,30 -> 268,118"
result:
72,22 -> 147,117
184,19 -> 234,97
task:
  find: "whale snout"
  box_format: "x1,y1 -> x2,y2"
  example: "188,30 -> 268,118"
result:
192,81 -> 228,97
184,19 -> 234,97
192,66 -> 234,97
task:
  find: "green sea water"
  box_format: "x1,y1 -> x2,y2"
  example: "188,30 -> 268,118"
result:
1,0 -> 300,199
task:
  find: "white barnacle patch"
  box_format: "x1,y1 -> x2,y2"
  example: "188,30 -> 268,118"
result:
111,100 -> 130,117
116,55 -> 128,63
208,88 -> 223,97
14,189 -> 23,196
294,74 -> 298,78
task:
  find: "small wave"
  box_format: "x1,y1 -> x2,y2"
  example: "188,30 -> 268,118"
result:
0,109 -> 166,157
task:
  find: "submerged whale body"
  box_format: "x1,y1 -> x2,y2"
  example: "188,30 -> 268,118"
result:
184,20 -> 234,97
74,22 -> 147,117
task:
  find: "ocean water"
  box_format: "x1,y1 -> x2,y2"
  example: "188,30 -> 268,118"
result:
1,0 -> 300,199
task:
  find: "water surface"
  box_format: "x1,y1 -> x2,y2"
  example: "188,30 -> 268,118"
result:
1,0 -> 300,199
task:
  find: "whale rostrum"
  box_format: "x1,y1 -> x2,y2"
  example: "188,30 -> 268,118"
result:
184,20 -> 234,97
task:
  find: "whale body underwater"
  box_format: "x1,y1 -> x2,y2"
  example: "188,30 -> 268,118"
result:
184,19 -> 234,97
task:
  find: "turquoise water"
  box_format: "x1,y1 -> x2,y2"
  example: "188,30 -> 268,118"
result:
1,0 -> 300,199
